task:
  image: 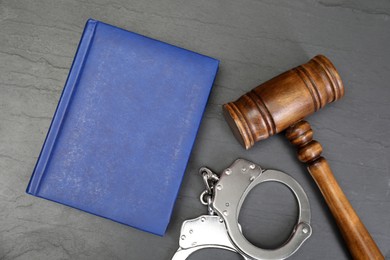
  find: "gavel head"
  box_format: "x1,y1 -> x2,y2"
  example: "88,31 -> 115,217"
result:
223,55 -> 345,149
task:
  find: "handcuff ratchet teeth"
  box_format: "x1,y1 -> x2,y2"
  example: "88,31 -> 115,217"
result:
172,159 -> 312,260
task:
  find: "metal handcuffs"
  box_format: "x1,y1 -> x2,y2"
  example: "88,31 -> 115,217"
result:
172,159 -> 312,260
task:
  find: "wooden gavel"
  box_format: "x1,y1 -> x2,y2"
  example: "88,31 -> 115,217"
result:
223,55 -> 383,259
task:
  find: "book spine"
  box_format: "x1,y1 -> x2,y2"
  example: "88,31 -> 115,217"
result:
26,19 -> 98,195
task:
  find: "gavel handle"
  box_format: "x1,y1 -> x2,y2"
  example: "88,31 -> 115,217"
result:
286,120 -> 384,260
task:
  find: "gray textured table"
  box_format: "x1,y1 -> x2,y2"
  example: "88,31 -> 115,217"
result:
1,0 -> 389,259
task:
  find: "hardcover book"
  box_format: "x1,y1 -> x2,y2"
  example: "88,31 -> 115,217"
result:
26,19 -> 219,235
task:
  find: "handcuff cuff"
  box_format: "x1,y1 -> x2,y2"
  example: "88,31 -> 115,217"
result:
171,159 -> 312,260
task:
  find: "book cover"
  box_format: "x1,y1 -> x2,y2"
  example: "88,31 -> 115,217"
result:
26,19 -> 219,236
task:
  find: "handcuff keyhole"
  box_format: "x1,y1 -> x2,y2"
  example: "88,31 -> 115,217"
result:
238,182 -> 299,250
187,248 -> 244,260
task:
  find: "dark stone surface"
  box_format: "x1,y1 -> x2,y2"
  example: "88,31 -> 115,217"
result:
0,0 -> 389,259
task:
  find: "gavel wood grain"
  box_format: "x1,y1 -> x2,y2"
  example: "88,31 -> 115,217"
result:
223,55 -> 384,259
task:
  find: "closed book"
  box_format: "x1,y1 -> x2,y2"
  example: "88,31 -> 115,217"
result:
26,19 -> 219,236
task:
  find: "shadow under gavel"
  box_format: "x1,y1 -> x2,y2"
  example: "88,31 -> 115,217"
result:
223,55 -> 384,260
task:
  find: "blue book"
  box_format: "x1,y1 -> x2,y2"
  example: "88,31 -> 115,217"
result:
26,19 -> 219,236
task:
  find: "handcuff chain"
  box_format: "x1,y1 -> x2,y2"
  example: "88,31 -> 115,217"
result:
199,167 -> 219,215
